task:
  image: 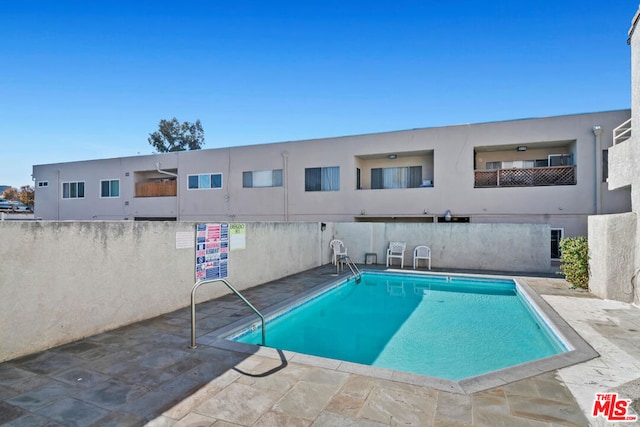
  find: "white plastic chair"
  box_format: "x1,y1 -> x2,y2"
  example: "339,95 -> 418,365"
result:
329,239 -> 347,265
413,245 -> 431,270
386,241 -> 406,268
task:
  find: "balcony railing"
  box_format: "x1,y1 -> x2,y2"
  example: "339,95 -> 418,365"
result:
474,166 -> 576,188
613,118 -> 632,145
135,180 -> 177,197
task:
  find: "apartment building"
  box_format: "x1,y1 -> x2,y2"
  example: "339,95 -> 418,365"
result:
32,109 -> 631,258
591,6 -> 639,304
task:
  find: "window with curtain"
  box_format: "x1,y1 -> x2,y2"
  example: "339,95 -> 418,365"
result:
305,166 -> 340,191
243,169 -> 283,188
486,160 -> 544,170
371,166 -> 422,189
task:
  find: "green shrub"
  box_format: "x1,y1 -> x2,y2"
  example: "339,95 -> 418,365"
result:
559,236 -> 589,289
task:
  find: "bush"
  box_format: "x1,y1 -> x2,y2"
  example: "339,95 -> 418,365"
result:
559,236 -> 589,289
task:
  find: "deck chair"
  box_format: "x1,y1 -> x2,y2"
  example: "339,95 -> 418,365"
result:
329,239 -> 347,265
413,245 -> 431,270
386,241 -> 406,268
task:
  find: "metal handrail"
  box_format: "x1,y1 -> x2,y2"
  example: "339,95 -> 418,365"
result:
189,278 -> 265,348
338,255 -> 362,281
613,118 -> 632,145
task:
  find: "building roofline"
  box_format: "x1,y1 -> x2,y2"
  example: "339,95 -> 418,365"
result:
266,109 -> 631,145
32,109 -> 631,169
629,5 -> 640,44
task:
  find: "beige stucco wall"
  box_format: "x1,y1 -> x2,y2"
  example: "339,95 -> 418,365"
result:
33,110 -> 632,238
590,6 -> 640,305
332,222 -> 551,272
588,212 -> 637,302
0,221 -> 321,362
1,220 -> 552,362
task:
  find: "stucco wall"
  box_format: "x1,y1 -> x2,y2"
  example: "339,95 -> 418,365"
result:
0,221 -> 320,362
1,220 -> 553,362
33,110 -> 632,234
588,213 -> 637,302
331,222 -> 551,272
589,7 -> 640,305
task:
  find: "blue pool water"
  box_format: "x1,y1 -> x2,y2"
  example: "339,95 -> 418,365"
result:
232,272 -> 566,380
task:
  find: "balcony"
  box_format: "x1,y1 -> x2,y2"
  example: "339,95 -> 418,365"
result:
613,118 -> 632,145
135,180 -> 177,197
474,166 -> 576,188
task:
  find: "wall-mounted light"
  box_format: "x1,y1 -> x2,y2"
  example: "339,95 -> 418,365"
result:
320,222 -> 326,231
360,209 -> 365,215
516,146 -> 527,152
388,154 -> 397,159
423,209 -> 428,214
444,210 -> 452,221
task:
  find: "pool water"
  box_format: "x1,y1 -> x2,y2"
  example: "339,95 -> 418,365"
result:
233,272 -> 567,380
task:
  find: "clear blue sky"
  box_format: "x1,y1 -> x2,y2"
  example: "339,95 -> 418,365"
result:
2,1 -> 638,187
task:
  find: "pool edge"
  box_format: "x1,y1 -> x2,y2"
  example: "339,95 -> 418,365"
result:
204,269 -> 599,395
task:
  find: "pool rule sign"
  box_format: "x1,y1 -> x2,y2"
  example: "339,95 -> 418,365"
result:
195,223 -> 229,281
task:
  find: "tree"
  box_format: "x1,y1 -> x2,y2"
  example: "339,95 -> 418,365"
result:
19,185 -> 35,206
2,187 -> 18,201
148,118 -> 205,153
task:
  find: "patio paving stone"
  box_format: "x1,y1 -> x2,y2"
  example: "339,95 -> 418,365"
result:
194,382 -> 282,425
1,264 -> 639,426
32,397 -> 109,426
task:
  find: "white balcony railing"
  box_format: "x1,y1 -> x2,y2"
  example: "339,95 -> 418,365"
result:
613,118 -> 632,145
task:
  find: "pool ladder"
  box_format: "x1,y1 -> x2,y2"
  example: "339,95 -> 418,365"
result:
338,255 -> 362,282
189,278 -> 265,349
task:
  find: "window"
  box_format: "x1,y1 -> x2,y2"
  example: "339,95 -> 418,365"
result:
305,167 -> 340,191
37,181 -> 48,188
371,166 -> 422,189
62,181 -> 85,199
487,159 -> 551,169
548,154 -> 573,166
551,228 -> 564,260
100,179 -> 120,198
188,173 -> 223,189
602,149 -> 608,183
356,168 -> 361,190
243,169 -> 283,188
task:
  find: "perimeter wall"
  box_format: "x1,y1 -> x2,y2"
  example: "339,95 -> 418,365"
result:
0,220 -> 551,362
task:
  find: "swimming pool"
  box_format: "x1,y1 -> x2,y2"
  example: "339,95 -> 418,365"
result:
229,271 -> 568,380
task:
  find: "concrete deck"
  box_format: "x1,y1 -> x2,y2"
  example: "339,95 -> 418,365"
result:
1,264 -> 639,426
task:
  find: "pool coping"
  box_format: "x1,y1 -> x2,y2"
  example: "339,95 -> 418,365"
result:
200,269 -> 599,395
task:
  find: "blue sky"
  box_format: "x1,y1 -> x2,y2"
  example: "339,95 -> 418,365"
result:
1,1 -> 638,187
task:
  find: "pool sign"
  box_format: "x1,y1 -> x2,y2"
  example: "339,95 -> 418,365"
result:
229,223 -> 246,251
195,223 -> 229,281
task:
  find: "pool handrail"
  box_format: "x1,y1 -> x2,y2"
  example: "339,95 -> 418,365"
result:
189,278 -> 265,348
338,255 -> 362,282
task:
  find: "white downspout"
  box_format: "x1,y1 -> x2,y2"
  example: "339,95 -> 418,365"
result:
156,162 -> 180,221
592,125 -> 603,215
56,170 -> 60,220
282,151 -> 289,221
